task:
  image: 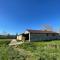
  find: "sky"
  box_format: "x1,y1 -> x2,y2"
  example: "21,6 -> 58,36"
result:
0,0 -> 60,34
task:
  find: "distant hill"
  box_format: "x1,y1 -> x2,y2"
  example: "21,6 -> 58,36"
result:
0,35 -> 17,39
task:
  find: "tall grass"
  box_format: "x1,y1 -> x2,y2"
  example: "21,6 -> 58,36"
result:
1,40 -> 60,60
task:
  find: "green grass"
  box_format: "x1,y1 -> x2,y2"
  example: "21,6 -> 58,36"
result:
1,39 -> 60,60
18,40 -> 60,60
0,39 -> 10,46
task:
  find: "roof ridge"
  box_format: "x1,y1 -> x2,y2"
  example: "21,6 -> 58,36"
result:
26,29 -> 57,33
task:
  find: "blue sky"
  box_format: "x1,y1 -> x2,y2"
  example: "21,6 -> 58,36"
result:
0,0 -> 60,34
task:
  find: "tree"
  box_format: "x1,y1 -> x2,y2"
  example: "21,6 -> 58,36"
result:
41,24 -> 53,31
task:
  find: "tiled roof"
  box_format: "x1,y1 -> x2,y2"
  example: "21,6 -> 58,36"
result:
27,29 -> 57,34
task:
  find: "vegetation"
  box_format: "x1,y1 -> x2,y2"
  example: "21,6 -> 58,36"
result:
0,35 -> 17,39
1,39 -> 60,60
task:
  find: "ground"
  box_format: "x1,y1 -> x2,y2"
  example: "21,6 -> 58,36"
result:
0,39 -> 60,60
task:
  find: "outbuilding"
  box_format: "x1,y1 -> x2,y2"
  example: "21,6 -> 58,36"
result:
17,29 -> 60,42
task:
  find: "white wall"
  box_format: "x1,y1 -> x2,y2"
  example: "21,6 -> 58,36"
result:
17,35 -> 22,40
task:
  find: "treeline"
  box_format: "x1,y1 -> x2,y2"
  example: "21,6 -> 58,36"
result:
0,35 -> 17,39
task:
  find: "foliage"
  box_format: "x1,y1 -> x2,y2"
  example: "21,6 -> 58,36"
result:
18,40 -> 60,60
0,40 -> 10,46
0,35 -> 16,39
18,42 -> 36,52
1,40 -> 60,60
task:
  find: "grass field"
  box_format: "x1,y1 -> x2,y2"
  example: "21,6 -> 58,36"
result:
0,39 -> 60,60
